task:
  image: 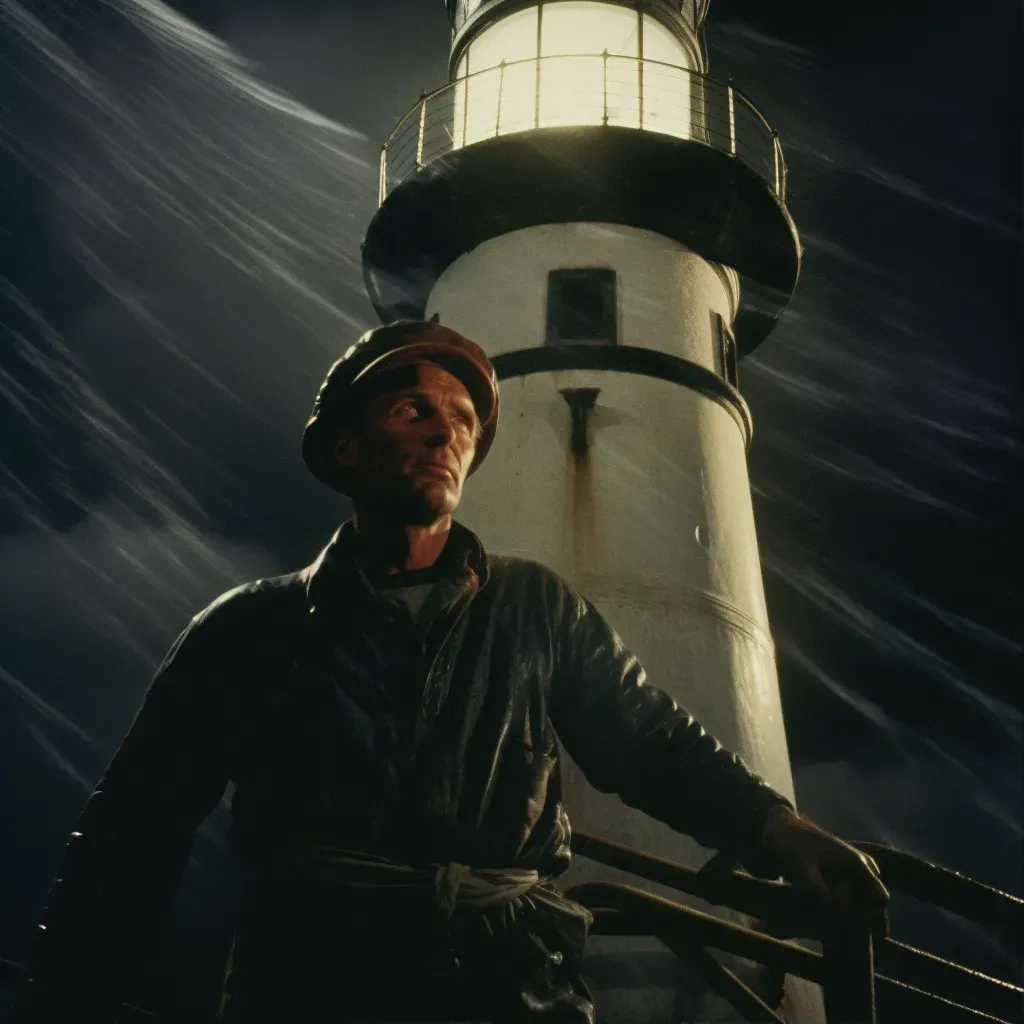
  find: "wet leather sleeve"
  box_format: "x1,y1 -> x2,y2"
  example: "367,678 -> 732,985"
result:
550,587 -> 793,876
17,611 -> 234,1022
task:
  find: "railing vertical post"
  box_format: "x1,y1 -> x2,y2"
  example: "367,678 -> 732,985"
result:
771,129 -> 781,197
495,59 -> 506,137
727,75 -> 736,156
637,7 -> 644,129
378,144 -> 387,207
638,56 -> 645,129
534,56 -> 541,129
602,49 -> 609,125
534,5 -> 543,130
822,917 -> 877,1024
415,91 -> 427,170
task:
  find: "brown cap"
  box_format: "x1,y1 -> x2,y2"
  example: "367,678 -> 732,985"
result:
301,319 -> 499,496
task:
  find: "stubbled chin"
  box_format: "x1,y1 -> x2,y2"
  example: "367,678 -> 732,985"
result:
403,481 -> 460,520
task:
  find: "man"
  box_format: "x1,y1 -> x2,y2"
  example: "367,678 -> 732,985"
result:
19,320 -> 888,1023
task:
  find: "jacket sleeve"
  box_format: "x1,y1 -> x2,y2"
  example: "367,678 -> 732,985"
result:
17,599 -> 238,1022
549,582 -> 793,877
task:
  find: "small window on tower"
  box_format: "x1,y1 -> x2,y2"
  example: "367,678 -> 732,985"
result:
546,269 -> 617,346
713,312 -> 739,387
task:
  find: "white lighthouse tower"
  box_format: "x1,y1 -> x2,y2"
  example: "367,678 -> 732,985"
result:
363,1 -> 809,1019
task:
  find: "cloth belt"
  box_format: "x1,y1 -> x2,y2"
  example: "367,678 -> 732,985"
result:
262,845 -> 544,921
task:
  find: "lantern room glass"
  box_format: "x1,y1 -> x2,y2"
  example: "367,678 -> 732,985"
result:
452,2 -> 694,148
540,2 -> 638,128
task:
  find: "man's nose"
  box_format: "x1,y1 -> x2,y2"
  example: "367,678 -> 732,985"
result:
425,412 -> 457,446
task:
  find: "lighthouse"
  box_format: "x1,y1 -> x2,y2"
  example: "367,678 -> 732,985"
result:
363,0 -> 807,1018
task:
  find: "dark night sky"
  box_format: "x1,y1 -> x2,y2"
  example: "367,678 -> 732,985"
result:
0,0 -> 1020,1017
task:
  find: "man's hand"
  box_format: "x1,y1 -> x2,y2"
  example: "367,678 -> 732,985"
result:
761,805 -> 890,927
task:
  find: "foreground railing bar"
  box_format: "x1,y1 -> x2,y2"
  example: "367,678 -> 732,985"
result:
590,904 -> 1019,1024
573,832 -> 1022,1016
877,973 -> 1017,1024
578,881 -> 1023,1022
575,830 -> 1024,945
576,882 -> 823,977
572,829 -> 820,933
875,938 -> 1024,1022
4,949 -> 1009,1024
656,934 -> 786,1023
853,842 -> 1024,943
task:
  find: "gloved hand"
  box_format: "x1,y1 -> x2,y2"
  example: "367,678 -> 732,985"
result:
761,805 -> 890,932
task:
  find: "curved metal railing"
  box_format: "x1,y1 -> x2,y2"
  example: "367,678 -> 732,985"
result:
446,0 -> 709,34
379,53 -> 787,207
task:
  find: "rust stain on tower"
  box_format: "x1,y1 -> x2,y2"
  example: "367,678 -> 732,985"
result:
560,387 -> 599,568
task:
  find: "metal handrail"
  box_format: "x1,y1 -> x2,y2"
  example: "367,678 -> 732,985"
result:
3,833 -> 1021,1023
582,885 -> 1016,1023
378,52 -> 787,206
851,841 -> 1024,945
6,831 -> 1018,1021
569,830 -> 1024,1024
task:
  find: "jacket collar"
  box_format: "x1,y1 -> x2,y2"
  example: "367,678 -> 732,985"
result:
302,518 -> 489,613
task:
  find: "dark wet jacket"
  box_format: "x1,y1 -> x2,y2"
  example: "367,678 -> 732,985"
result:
21,520 -> 791,1020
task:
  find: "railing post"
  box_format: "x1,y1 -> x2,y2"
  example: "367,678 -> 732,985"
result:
534,56 -> 541,129
638,56 -> 645,129
495,59 -> 506,137
415,90 -> 427,170
378,143 -> 387,207
534,4 -> 543,129
770,130 -> 786,197
822,915 -> 878,1024
727,74 -> 736,156
602,49 -> 609,125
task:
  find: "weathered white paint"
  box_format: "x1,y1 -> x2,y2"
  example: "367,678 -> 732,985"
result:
457,368 -> 794,792
428,221 -> 793,819
428,222 -> 821,1022
429,222 -> 739,371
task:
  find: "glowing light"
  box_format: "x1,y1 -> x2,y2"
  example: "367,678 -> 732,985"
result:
453,4 -> 693,147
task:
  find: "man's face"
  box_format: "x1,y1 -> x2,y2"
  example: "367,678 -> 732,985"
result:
335,360 -> 481,523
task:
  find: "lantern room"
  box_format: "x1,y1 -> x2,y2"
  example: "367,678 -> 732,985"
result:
364,0 -> 799,352
445,1 -> 706,145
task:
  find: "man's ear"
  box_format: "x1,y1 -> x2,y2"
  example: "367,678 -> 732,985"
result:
333,432 -> 358,471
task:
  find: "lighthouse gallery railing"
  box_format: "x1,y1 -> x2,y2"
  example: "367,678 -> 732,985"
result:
447,0 -> 711,34
378,53 -> 788,207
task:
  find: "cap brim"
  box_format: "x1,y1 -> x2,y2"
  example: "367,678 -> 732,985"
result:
351,342 -> 497,427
